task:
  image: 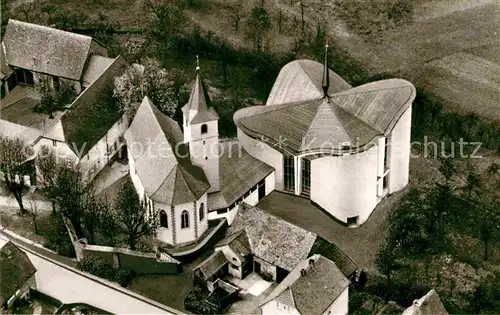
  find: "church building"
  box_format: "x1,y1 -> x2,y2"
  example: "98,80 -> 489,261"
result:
234,45 -> 416,226
124,46 -> 415,247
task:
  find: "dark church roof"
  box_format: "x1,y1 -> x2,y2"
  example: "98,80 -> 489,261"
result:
235,79 -> 415,155
2,20 -> 97,81
181,71 -> 219,125
125,97 -> 209,204
208,140 -> 273,210
235,58 -> 416,155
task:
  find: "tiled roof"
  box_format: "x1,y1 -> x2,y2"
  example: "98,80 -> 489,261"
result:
0,237 -> 37,305
125,96 -> 209,204
226,204 -> 316,271
82,55 -> 115,87
403,289 -> 449,315
0,119 -> 41,144
235,98 -> 380,154
235,66 -> 416,155
2,20 -> 94,80
208,140 -> 273,210
261,254 -> 349,315
0,43 -> 13,80
62,56 -> 128,156
181,72 -> 219,124
193,250 -> 228,280
308,237 -> 357,278
266,59 -> 352,105
216,230 -> 252,262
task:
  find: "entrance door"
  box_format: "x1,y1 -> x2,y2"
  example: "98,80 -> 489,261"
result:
254,261 -> 261,274
276,267 -> 289,283
258,180 -> 266,200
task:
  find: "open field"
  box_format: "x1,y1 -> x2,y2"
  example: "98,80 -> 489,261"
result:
411,53 -> 500,121
368,2 -> 500,74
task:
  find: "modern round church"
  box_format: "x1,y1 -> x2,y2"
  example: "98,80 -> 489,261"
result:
234,49 -> 416,226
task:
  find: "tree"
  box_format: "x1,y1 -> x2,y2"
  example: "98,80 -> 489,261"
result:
464,170 -> 481,200
52,166 -> 86,236
113,58 -> 178,117
438,156 -> 455,188
36,146 -> 60,213
28,194 -> 39,234
244,6 -> 271,51
376,244 -> 398,301
468,272 -> 500,314
82,194 -> 103,244
228,0 -> 244,31
0,136 -> 35,216
98,199 -> 119,246
114,181 -> 157,250
145,0 -> 186,42
477,200 -> 500,261
36,79 -> 76,118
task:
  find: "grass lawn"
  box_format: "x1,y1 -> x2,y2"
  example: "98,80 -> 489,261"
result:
0,207 -> 75,257
127,249 -> 214,312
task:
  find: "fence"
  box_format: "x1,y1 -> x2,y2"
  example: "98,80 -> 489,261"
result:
62,215 -> 181,274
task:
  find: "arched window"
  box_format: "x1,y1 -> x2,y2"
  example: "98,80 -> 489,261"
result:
181,211 -> 189,229
159,210 -> 168,228
201,124 -> 208,134
199,203 -> 204,221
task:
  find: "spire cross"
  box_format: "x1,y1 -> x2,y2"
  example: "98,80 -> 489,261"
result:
322,40 -> 330,98
196,55 -> 200,72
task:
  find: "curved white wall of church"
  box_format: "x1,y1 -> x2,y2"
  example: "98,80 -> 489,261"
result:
388,106 -> 412,194
310,145 -> 379,224
237,128 -> 284,191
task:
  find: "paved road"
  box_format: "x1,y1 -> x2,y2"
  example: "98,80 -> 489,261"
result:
1,229 -> 184,314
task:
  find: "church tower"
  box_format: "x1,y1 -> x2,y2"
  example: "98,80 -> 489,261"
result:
182,58 -> 220,193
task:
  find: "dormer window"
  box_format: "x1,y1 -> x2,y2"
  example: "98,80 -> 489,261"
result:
201,124 -> 208,134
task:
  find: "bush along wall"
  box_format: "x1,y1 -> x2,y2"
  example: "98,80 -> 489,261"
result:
77,255 -> 136,287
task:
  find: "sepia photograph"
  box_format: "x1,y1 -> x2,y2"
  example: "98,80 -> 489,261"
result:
0,0 -> 499,314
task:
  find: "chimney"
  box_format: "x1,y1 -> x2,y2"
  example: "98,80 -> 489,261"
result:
300,269 -> 306,277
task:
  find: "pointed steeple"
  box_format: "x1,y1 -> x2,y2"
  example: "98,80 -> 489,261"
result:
182,56 -> 219,124
322,42 -> 330,98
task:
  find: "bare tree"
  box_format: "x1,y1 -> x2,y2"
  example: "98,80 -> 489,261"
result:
0,136 -> 35,216
277,10 -> 284,33
300,1 -> 306,35
115,181 -> 157,250
228,0 -> 244,31
28,194 -> 39,234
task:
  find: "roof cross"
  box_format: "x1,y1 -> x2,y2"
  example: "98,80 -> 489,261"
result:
196,55 -> 200,72
322,40 -> 330,98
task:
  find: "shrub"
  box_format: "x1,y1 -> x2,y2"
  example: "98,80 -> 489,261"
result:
40,214 -> 76,258
77,255 -> 137,287
114,267 -> 136,287
77,255 -> 115,280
